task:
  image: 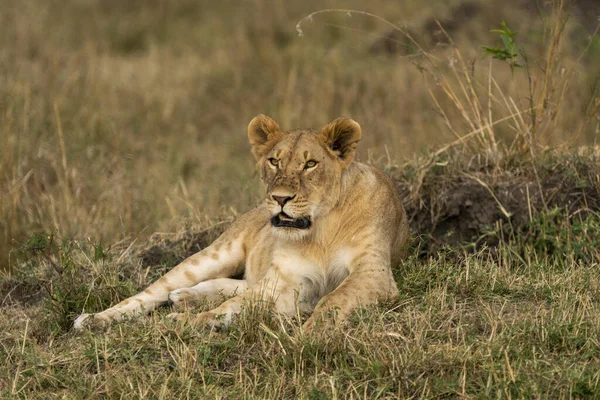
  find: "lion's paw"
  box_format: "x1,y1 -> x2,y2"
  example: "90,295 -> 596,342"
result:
73,313 -> 91,331
167,311 -> 223,329
302,313 -> 338,337
167,289 -> 192,307
167,312 -> 187,321
73,313 -> 110,331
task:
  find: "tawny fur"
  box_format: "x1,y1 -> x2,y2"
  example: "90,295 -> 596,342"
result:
74,115 -> 409,332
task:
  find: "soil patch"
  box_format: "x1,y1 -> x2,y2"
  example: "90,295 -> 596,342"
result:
394,151 -> 600,253
137,221 -> 230,270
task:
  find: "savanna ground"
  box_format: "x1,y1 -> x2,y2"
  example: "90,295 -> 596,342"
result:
1,0 -> 600,398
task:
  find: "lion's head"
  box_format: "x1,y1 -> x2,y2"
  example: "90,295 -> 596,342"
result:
247,114 -> 362,238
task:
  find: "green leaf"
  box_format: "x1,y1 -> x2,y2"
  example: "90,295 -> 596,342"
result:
94,244 -> 106,262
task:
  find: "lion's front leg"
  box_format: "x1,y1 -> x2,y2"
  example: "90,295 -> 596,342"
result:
167,277 -> 248,308
170,268 -> 312,329
74,233 -> 248,330
303,255 -> 398,333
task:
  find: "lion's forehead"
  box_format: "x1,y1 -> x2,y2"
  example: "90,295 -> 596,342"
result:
271,131 -> 329,162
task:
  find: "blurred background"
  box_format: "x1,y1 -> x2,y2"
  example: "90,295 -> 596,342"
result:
1,0 -> 598,269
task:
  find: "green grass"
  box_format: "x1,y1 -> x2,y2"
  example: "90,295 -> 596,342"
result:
2,210 -> 599,398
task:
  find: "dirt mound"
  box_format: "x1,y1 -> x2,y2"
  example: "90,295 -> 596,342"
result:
395,151 -> 600,253
137,221 -> 230,270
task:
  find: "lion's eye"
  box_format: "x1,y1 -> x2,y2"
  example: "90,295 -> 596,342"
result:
304,160 -> 317,169
268,158 -> 279,167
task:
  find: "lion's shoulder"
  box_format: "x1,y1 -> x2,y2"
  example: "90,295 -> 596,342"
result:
342,162 -> 401,204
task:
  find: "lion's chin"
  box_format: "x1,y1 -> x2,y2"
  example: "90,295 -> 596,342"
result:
270,212 -> 312,230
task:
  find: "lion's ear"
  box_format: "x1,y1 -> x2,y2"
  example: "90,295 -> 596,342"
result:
319,117 -> 362,167
247,114 -> 282,160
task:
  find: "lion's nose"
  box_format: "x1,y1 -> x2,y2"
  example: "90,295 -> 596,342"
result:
272,194 -> 295,207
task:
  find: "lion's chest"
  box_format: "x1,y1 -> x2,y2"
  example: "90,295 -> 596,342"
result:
245,239 -> 351,303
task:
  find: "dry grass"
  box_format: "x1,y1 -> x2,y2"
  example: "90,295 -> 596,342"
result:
1,0 -> 600,398
1,0 -> 598,269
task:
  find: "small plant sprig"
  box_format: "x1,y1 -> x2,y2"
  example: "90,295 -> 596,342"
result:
482,21 -> 522,71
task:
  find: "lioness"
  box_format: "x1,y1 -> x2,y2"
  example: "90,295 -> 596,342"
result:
74,115 -> 409,332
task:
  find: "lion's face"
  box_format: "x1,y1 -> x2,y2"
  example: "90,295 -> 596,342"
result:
248,115 -> 362,238
262,132 -> 341,232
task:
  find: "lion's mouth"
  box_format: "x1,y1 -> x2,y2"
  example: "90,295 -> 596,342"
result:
270,212 -> 312,230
